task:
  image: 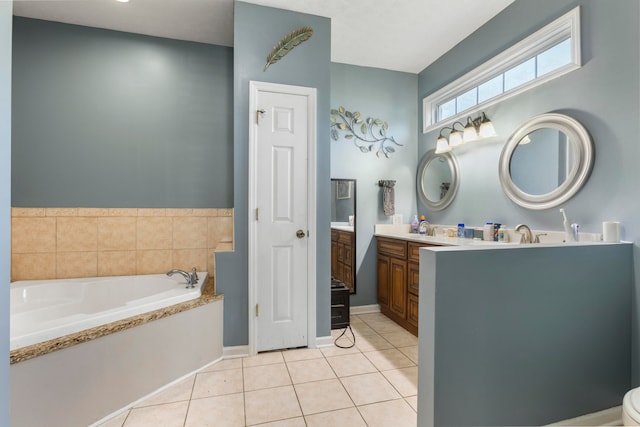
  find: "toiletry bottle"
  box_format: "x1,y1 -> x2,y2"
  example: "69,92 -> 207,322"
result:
483,222 -> 493,241
411,215 -> 420,234
419,215 -> 428,235
457,223 -> 464,238
498,225 -> 507,242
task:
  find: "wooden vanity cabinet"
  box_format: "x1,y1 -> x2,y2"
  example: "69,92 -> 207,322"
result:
377,237 -> 434,335
331,228 -> 355,293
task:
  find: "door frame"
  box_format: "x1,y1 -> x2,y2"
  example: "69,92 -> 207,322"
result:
248,80 -> 317,356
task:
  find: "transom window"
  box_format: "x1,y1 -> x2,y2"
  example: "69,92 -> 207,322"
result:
423,6 -> 581,133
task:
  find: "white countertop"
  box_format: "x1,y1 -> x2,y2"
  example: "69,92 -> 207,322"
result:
331,225 -> 354,233
374,223 -> 626,249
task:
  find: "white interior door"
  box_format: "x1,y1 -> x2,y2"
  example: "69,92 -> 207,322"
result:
249,83 -> 316,353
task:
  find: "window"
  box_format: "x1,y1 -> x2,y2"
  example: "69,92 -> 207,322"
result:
423,6 -> 581,133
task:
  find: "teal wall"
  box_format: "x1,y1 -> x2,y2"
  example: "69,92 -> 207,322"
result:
419,244 -> 632,426
216,1 -> 331,346
418,0 -> 640,383
12,18 -> 233,208
330,63 -> 418,306
0,2 -> 11,425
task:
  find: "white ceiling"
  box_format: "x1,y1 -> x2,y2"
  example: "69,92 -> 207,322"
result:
13,0 -> 515,74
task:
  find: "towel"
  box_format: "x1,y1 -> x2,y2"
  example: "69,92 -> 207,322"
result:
379,180 -> 396,216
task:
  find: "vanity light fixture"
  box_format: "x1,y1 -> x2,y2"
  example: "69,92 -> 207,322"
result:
434,112 -> 496,154
116,0 -> 130,3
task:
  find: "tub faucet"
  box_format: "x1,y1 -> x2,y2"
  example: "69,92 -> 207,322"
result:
514,224 -> 534,244
167,269 -> 198,289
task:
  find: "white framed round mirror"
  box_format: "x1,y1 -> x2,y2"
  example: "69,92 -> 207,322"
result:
498,113 -> 594,210
417,149 -> 459,211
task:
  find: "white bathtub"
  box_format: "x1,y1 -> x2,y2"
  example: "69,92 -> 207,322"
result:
10,272 -> 208,350
10,271 -> 223,427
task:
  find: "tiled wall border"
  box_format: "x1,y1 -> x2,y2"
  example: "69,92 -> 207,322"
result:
11,208 -> 234,290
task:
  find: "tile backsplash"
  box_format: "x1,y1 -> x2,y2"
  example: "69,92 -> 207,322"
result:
11,208 -> 234,290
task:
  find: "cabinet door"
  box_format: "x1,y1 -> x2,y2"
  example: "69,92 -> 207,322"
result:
408,261 -> 420,296
389,257 -> 407,319
407,293 -> 419,328
377,254 -> 390,308
343,264 -> 354,292
331,240 -> 338,278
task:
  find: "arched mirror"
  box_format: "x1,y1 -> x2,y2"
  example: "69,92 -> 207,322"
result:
499,113 -> 594,210
417,149 -> 459,211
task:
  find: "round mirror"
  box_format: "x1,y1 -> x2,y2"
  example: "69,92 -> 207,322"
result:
417,149 -> 459,211
499,113 -> 593,210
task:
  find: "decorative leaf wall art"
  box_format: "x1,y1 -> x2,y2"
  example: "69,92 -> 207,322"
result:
330,106 -> 402,158
264,26 -> 314,71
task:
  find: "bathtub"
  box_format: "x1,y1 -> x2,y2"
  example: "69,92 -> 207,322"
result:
10,272 -> 223,427
11,272 -> 208,350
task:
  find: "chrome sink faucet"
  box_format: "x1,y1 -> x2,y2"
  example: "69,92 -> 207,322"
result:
167,268 -> 199,289
514,224 -> 534,244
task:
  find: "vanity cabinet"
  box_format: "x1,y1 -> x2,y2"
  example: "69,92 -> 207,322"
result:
331,228 -> 355,293
377,237 -> 434,335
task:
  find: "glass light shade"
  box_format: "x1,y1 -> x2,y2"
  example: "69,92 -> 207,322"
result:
479,113 -> 496,138
463,120 -> 479,142
448,129 -> 463,147
518,135 -> 531,145
435,136 -> 451,153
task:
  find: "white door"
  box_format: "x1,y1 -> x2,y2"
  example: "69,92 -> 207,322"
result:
250,83 -> 316,352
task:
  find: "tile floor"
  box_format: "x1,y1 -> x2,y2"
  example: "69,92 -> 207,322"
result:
97,312 -> 418,427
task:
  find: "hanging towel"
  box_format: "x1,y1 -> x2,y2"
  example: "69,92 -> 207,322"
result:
379,180 -> 396,216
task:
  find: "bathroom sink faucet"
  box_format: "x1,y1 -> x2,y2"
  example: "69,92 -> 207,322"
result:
515,224 -> 534,244
167,268 -> 198,289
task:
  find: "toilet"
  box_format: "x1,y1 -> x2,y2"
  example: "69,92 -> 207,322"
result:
623,387 -> 640,425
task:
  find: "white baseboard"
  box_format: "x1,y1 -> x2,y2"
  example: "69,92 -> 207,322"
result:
351,304 -> 381,315
315,335 -> 334,348
222,345 -> 250,359
546,406 -> 622,426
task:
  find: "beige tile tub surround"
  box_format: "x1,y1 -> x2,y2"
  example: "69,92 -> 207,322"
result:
10,207 -> 234,286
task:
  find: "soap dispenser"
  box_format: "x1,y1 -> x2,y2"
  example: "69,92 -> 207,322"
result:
411,215 -> 420,234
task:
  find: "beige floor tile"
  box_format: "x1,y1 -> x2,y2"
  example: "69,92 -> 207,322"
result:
134,376 -> 195,407
191,368 -> 243,399
294,378 -> 353,415
365,320 -> 406,334
96,410 -> 129,427
405,395 -> 418,412
357,313 -> 391,323
281,347 -> 324,362
355,333 -> 395,352
244,363 -> 291,391
123,401 -> 188,427
358,399 -> 417,427
350,322 -> 378,336
287,358 -> 336,384
398,345 -> 419,364
251,417 -> 306,427
244,385 -> 302,426
340,372 -> 401,406
320,343 -> 361,357
326,352 -> 378,377
381,330 -> 419,347
242,351 -> 284,367
363,348 -> 416,371
185,393 -> 244,427
381,366 -> 418,397
305,407 -> 367,427
200,358 -> 243,372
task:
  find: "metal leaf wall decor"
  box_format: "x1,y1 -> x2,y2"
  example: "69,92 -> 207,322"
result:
263,26 -> 313,71
330,106 -> 402,158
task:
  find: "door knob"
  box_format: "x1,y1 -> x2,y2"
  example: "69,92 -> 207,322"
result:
296,229 -> 306,239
